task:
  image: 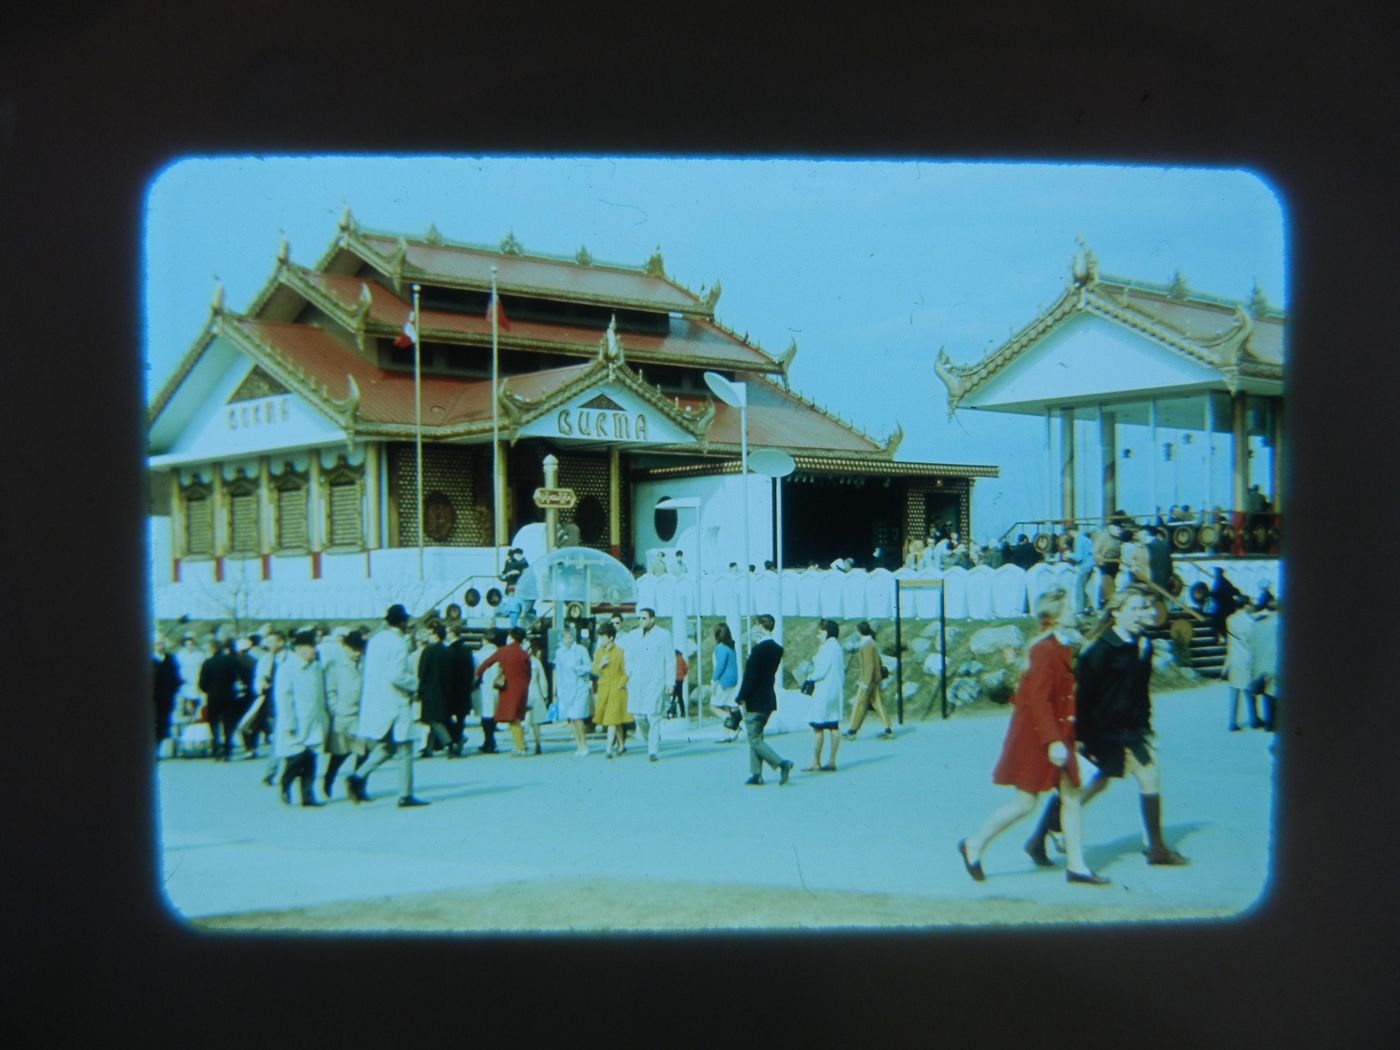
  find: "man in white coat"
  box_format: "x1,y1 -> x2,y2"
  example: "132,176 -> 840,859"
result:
274,631 -> 329,807
625,607 -> 673,762
347,604 -> 429,807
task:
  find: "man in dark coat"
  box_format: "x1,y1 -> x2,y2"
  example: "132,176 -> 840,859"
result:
153,635 -> 181,755
445,625 -> 475,756
1009,534 -> 1041,569
1024,585 -> 1188,866
199,638 -> 246,761
733,613 -> 794,786
417,622 -> 456,757
1144,526 -> 1174,592
1209,567 -> 1242,637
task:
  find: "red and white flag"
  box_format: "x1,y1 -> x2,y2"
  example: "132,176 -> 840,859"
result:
489,292 -> 511,331
394,307 -> 417,349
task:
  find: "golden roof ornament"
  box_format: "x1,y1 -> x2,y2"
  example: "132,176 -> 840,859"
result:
424,223 -> 443,245
1069,235 -> 1097,287
644,246 -> 665,277
1248,278 -> 1270,317
882,421 -> 904,458
776,337 -> 798,388
338,204 -> 356,233
933,346 -> 971,418
702,280 -> 722,309
500,229 -> 524,255
210,277 -> 224,315
575,245 -> 593,266
276,233 -> 289,264
1168,269 -> 1189,299
600,314 -> 625,374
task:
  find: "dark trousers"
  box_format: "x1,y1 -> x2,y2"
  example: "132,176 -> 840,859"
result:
666,682 -> 686,717
280,749 -> 316,802
743,710 -> 786,777
480,717 -> 498,752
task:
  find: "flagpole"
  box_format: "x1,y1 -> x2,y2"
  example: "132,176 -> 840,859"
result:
491,266 -> 501,578
412,283 -> 424,581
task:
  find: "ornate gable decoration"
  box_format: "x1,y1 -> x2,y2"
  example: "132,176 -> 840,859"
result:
934,243 -> 1284,416
227,366 -> 290,403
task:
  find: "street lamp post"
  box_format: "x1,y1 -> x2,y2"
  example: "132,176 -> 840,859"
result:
749,448 -> 795,646
703,371 -> 751,670
656,497 -> 702,723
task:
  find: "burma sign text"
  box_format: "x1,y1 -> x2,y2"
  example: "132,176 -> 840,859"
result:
556,408 -> 648,441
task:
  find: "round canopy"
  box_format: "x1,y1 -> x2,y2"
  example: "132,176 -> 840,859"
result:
515,547 -> 637,605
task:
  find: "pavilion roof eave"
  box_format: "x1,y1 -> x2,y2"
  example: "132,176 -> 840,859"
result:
634,454 -> 999,480
963,377 -> 1284,415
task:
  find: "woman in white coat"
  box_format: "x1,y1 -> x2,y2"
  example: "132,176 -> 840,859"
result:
274,630 -> 329,806
802,619 -> 845,772
552,625 -> 594,756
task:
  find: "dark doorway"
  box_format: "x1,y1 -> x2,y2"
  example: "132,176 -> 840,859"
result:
924,492 -> 961,539
782,474 -> 904,570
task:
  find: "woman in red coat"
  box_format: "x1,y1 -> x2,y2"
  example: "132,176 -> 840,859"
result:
957,587 -> 1109,885
474,626 -> 533,757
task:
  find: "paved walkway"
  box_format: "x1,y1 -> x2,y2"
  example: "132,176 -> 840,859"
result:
158,683 -> 1276,930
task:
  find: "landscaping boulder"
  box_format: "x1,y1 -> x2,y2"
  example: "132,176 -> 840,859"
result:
968,624 -> 1023,655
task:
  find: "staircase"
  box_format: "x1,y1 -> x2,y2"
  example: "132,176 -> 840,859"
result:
1145,609 -> 1225,677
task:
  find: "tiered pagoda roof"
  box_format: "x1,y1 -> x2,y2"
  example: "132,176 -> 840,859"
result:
934,241 -> 1286,415
149,209 -> 908,460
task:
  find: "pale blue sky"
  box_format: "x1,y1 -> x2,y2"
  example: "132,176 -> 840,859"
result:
144,156 -> 1286,535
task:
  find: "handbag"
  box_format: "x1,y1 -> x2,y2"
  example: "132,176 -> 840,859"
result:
800,680 -> 816,696
492,673 -> 508,691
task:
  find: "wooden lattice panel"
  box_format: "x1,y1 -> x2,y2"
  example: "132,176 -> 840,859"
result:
185,492 -> 212,556
555,451 -> 612,550
328,480 -> 362,548
276,485 -> 307,550
391,444 -> 487,547
229,490 -> 259,553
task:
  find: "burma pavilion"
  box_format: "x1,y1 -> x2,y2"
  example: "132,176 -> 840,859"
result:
147,209 -> 996,620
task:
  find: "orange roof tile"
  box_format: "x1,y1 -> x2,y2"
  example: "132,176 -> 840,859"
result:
300,271 -> 777,371
358,234 -> 703,313
688,378 -> 883,454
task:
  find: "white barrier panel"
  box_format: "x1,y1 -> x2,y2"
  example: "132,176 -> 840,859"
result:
1025,562 -> 1057,608
652,574 -> 677,617
752,571 -> 779,618
795,571 -> 822,616
991,564 -> 1027,617
964,565 -> 994,619
942,567 -> 969,619
865,568 -> 894,619
634,574 -> 657,613
818,571 -> 845,618
151,558 -> 1280,624
913,573 -> 942,619
780,570 -> 803,615
840,570 -> 868,619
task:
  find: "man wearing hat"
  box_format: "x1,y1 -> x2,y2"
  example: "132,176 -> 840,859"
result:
347,605 -> 429,807
274,630 -> 329,806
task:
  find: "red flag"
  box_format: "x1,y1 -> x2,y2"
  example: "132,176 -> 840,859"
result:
489,292 -> 511,331
394,307 -> 417,349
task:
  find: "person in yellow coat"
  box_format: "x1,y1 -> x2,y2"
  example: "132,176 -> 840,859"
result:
591,622 -> 630,757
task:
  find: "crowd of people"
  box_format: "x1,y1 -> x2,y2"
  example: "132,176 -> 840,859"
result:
154,589 -> 926,808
